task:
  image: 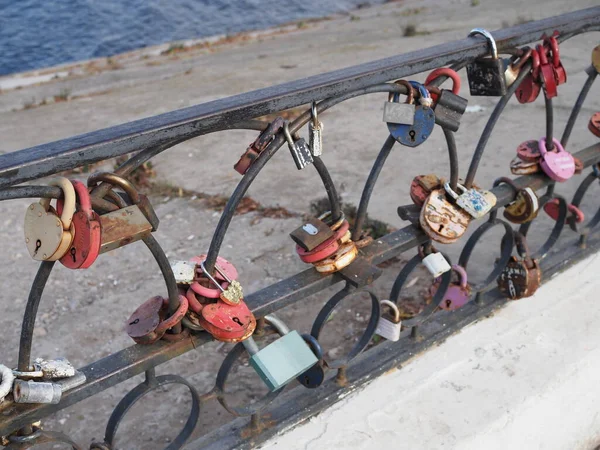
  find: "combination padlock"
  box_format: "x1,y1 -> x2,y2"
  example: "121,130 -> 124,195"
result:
538,137 -> 575,182
589,112 -> 600,138
234,117 -> 284,175
424,68 -> 467,132
497,234 -> 541,300
242,315 -> 318,391
419,189 -> 471,244
421,251 -> 452,278
382,79 -> 415,125
24,177 -> 76,261
126,295 -> 189,345
445,182 -> 496,220
57,180 -> 102,269
410,174 -> 443,207
283,121 -> 313,170
543,198 -> 584,224
309,102 -> 324,157
503,187 -> 539,224
466,29 -> 506,96
375,300 -> 402,342
515,49 -> 541,104
388,81 -> 435,147
429,265 -> 471,311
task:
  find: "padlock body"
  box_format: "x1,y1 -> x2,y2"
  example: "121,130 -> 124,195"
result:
510,156 -> 540,175
410,174 -> 441,207
290,217 -> 335,251
589,113 -> 600,137
308,121 -> 323,156
289,138 -> 314,170
250,330 -> 318,391
60,211 -> 102,269
375,316 -> 401,341
503,188 -> 539,224
313,241 -> 358,274
498,257 -> 541,300
456,189 -> 497,219
24,203 -> 67,261
437,283 -> 472,310
540,151 -> 575,182
388,105 -> 435,147
516,140 -> 541,162
422,252 -> 452,278
199,300 -> 256,343
171,260 -> 197,284
515,74 -> 541,104
419,189 -> 470,244
234,146 -> 259,175
382,101 -> 415,125
99,205 -> 153,254
539,63 -> 558,98
466,58 -> 507,96
433,90 -> 468,132
296,362 -> 325,389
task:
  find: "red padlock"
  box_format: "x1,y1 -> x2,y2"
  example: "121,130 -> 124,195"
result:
515,49 -> 541,104
126,295 -> 189,345
589,112 -> 600,138
543,198 -> 584,223
516,140 -> 541,162
295,219 -> 349,263
546,36 -> 566,86
424,67 -> 461,103
410,174 -> 442,207
189,254 -> 237,298
57,180 -> 102,269
537,44 -> 558,99
198,300 -> 256,343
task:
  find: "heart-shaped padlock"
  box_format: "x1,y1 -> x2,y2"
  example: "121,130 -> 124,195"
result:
543,198 -> 584,224
516,140 -> 541,162
538,137 -> 575,182
24,177 -> 76,261
126,295 -> 189,345
388,82 -> 435,147
58,180 -> 102,269
198,300 -> 256,343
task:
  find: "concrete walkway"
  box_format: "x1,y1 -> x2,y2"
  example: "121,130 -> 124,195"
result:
263,252 -> 600,450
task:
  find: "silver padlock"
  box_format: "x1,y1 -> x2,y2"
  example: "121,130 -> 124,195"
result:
382,91 -> 415,125
242,314 -> 318,391
13,370 -> 86,404
309,102 -> 323,157
35,357 -> 75,379
283,121 -> 314,170
445,182 -> 496,219
422,252 -> 452,278
170,260 -> 197,285
375,300 -> 402,342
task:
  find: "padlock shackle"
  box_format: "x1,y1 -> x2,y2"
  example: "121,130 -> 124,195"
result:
513,231 -> 534,265
264,314 -> 290,335
468,28 -> 498,59
451,265 -> 468,288
387,79 -> 413,104
310,101 -> 319,127
87,172 -> 141,205
424,68 -> 461,95
43,177 -> 76,230
538,136 -> 564,157
317,210 -> 346,230
379,299 -> 400,322
510,47 -> 533,72
71,180 -> 93,218
537,44 -> 549,66
282,121 -> 295,150
199,261 -> 226,293
546,36 -> 560,68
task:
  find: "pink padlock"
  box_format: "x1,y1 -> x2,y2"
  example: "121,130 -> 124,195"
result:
189,254 -> 237,298
429,265 -> 472,311
538,137 -> 575,182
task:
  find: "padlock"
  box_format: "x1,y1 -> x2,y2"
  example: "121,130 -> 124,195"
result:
57,180 -> 102,269
466,28 -> 506,96
419,189 -> 471,244
538,137 -> 575,182
516,140 -> 541,162
388,81 -> 435,147
126,295 -> 188,345
234,117 -> 284,175
290,216 -> 335,252
510,156 -> 540,175
515,48 -> 541,104
589,112 -> 600,138
503,187 -> 539,224
189,254 -> 238,299
543,198 -> 584,224
504,48 -> 533,86
0,364 -> 14,403
242,314 -> 318,391
198,299 -> 256,343
34,357 -> 75,380
445,182 -> 496,219
295,213 -> 349,265
497,235 -> 541,300
410,174 -> 443,207
12,370 -> 86,404
429,265 -> 471,311
424,68 -> 467,132
592,45 -> 600,74
171,260 -> 197,285
546,35 -> 566,86
198,261 -> 244,306
375,300 -> 402,342
283,121 -> 313,170
382,80 -> 415,125
88,172 -> 159,231
574,157 -> 584,175
309,102 -> 324,157
24,177 -> 76,261
422,251 -> 452,278
295,334 -> 326,389
313,241 -> 358,274
537,44 -> 558,99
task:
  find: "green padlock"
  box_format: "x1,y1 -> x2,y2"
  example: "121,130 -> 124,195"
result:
243,315 -> 318,391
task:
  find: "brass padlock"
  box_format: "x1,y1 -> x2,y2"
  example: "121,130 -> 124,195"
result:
419,189 -> 471,244
503,187 -> 539,224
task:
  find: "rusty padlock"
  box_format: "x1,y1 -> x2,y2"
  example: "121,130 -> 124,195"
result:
424,68 -> 467,132
504,187 -> 539,224
234,117 -> 285,175
419,189 -> 471,244
126,295 -> 189,345
515,48 -> 541,104
589,112 -> 600,138
410,174 -> 442,207
466,29 -> 506,96
198,299 -> 256,343
510,156 -> 540,176
497,234 -> 541,300
516,140 -> 541,162
296,218 -> 349,264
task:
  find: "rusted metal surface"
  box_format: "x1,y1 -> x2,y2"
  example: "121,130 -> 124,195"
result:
98,205 -> 152,254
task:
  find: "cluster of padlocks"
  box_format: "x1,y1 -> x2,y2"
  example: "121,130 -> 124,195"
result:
1,18 -> 600,449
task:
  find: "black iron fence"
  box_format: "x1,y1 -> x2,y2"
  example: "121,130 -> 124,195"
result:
0,6 -> 599,449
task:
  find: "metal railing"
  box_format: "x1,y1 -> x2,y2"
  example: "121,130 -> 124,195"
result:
0,6 -> 599,449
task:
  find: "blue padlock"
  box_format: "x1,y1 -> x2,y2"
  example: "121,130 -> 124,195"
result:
387,81 -> 435,147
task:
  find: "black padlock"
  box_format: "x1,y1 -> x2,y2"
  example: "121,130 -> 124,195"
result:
466,28 -> 507,96
433,89 -> 468,132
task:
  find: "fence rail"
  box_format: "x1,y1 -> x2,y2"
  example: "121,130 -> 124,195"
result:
0,6 -> 599,450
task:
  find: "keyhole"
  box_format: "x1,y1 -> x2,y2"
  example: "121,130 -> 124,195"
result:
70,247 -> 77,262
33,239 -> 42,256
409,130 -> 416,141
446,299 -> 452,308
303,375 -> 310,385
437,224 -> 445,232
129,318 -> 140,326
232,317 -> 243,326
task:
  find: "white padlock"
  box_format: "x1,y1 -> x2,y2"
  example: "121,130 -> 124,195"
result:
170,260 -> 197,285
422,252 -> 451,278
375,300 -> 402,342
